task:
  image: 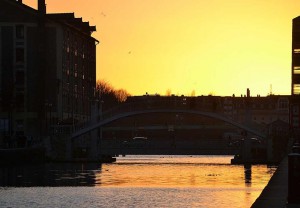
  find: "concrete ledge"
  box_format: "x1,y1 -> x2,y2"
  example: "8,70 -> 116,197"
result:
251,157 -> 288,208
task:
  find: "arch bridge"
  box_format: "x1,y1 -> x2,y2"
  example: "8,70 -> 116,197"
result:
72,109 -> 266,139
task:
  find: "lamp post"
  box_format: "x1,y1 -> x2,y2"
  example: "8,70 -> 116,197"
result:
45,102 -> 52,135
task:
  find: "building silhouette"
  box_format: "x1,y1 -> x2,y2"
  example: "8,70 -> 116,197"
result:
126,92 -> 290,128
291,16 -> 300,135
0,0 -> 98,143
292,17 -> 300,96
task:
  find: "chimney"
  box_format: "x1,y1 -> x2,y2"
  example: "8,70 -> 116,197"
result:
247,88 -> 250,97
38,0 -> 46,14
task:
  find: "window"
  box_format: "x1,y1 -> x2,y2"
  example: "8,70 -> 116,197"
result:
74,64 -> 77,77
74,85 -> 78,98
64,82 -> 70,93
16,42 -> 24,46
15,92 -> 24,109
294,49 -> 300,53
16,48 -> 24,63
293,66 -> 300,74
16,65 -> 24,71
15,71 -> 25,85
293,105 -> 299,114
16,120 -> 24,129
16,25 -> 24,39
278,99 -> 288,109
292,84 -> 300,94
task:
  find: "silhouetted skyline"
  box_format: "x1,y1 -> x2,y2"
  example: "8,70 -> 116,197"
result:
23,0 -> 300,96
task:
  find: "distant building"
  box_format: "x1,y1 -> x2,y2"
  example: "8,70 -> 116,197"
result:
291,16 -> 300,136
126,92 -> 290,128
222,94 -> 290,128
0,0 -> 98,142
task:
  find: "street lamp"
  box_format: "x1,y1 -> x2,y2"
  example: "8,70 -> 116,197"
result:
45,102 -> 52,135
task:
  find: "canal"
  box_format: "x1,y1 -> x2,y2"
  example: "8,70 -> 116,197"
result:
0,155 -> 276,207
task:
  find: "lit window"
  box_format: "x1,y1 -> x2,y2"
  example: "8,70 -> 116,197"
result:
294,49 -> 300,53
293,66 -> 300,74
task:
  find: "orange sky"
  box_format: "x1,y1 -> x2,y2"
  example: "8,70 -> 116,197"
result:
24,0 -> 300,96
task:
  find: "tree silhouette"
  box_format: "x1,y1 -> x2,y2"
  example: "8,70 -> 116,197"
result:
166,89 -> 172,96
95,80 -> 130,110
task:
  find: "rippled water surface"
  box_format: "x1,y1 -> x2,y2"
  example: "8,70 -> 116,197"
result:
0,155 -> 276,208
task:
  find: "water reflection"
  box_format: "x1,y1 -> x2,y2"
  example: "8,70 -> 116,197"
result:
0,163 -> 101,187
0,156 -> 276,188
0,156 -> 278,208
244,164 -> 252,186
97,155 -> 276,188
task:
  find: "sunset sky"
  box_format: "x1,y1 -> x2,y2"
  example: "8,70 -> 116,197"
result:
24,0 -> 300,96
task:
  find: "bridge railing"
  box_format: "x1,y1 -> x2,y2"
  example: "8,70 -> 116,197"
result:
100,100 -> 222,122
71,100 -> 267,139
71,100 -> 227,135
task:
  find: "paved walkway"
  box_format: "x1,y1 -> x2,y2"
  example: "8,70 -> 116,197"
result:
251,157 -> 300,208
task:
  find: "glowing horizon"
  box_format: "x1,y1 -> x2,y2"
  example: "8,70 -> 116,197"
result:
24,0 -> 300,96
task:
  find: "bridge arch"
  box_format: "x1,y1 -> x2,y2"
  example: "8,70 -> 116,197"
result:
72,109 -> 266,139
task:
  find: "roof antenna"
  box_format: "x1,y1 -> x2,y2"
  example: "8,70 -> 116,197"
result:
270,84 -> 273,95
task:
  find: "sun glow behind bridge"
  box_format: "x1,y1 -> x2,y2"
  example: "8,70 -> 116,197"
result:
24,0 -> 300,96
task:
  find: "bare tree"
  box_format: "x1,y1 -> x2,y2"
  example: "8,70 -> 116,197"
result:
96,79 -> 114,98
115,89 -> 130,102
166,89 -> 172,96
95,80 -> 131,110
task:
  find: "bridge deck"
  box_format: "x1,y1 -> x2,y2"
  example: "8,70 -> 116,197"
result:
72,109 -> 266,139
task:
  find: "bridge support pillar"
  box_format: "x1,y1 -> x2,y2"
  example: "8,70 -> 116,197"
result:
89,129 -> 99,160
243,136 -> 252,161
86,100 -> 103,160
267,136 -> 273,163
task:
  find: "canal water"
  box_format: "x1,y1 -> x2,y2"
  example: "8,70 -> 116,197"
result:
0,155 -> 276,208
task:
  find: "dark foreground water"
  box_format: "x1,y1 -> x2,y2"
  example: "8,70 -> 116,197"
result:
0,155 -> 276,208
